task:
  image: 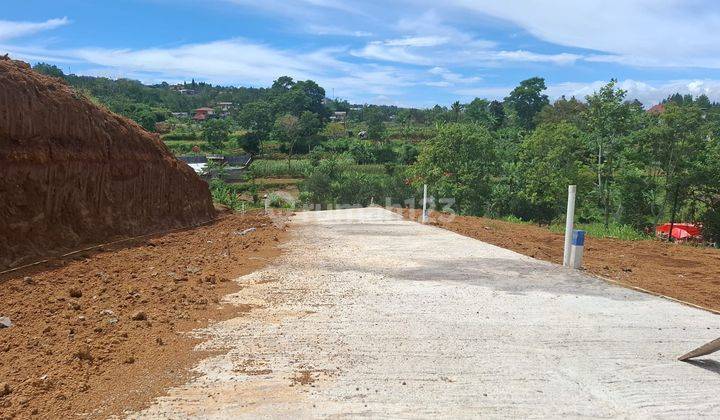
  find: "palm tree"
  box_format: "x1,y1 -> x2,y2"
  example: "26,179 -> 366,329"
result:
451,101 -> 463,122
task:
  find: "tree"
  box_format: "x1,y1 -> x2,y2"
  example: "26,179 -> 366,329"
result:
236,131 -> 262,155
322,122 -> 346,140
654,103 -> 710,228
271,114 -> 300,170
487,100 -> 506,130
410,124 -> 496,215
517,123 -> 592,224
293,80 -> 326,116
505,77 -> 549,129
202,119 -> 230,149
364,107 -> 386,140
450,101 -> 463,122
32,62 -> 65,78
535,96 -> 587,127
298,111 -> 322,138
272,76 -> 295,91
237,101 -> 274,135
584,80 -> 635,227
465,98 -> 492,126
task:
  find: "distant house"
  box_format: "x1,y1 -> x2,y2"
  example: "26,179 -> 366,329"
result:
648,104 -> 666,115
216,102 -> 233,112
330,111 -> 347,122
178,154 -> 253,181
178,88 -> 196,95
193,107 -> 215,121
171,112 -> 189,118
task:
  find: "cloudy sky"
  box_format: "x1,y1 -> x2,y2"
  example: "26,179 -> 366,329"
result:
4,0 -> 720,107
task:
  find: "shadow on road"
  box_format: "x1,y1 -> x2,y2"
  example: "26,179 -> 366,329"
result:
684,359 -> 720,376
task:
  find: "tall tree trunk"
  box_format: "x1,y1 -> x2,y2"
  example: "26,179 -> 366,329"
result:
597,142 -> 603,188
668,183 -> 681,242
603,185 -> 611,229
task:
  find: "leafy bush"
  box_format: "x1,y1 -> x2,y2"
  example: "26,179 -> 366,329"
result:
209,179 -> 246,211
268,192 -> 295,208
301,157 -> 414,207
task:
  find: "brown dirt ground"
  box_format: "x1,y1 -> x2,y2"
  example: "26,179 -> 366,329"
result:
399,209 -> 720,313
0,211 -> 288,419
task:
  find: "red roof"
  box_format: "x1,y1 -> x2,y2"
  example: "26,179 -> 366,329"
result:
648,104 -> 665,114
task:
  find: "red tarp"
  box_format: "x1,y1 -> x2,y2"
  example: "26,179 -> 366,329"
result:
655,223 -> 702,240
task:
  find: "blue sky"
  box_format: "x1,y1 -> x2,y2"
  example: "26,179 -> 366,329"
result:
4,0 -> 720,107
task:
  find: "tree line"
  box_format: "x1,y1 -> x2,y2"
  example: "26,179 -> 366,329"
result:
409,78 -> 720,242
31,62 -> 720,242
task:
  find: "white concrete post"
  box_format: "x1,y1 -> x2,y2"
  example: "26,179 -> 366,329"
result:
264,194 -> 269,214
422,184 -> 428,224
563,185 -> 577,267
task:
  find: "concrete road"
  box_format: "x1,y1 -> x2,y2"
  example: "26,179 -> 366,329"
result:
133,207 -> 720,418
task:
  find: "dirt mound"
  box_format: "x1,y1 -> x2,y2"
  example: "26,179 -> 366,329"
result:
0,57 -> 215,270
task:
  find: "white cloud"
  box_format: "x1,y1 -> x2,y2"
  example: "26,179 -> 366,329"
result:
304,24 -> 372,37
351,9 -> 584,68
212,0 -> 720,70
494,50 -> 581,65
384,36 -> 450,47
446,0 -> 720,68
0,17 -> 69,41
428,66 -> 481,85
352,41 -> 433,65
223,0 -> 365,16
1,38 -> 427,104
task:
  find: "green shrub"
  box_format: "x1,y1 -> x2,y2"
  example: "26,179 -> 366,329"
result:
268,192 -> 294,208
209,179 -> 245,211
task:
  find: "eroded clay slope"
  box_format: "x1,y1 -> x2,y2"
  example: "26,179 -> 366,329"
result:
0,57 -> 215,270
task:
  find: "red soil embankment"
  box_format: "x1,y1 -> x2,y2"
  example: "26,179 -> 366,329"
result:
0,57 -> 215,270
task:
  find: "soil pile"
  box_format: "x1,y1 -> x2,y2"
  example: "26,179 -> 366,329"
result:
0,211 -> 287,418
0,57 -> 215,270
399,209 -> 720,312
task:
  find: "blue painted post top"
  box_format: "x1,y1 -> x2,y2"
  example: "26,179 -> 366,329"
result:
572,229 -> 585,246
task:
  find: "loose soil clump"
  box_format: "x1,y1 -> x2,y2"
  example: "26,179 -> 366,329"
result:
400,209 -> 720,312
0,211 -> 287,419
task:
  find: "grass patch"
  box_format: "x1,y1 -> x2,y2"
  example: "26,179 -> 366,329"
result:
164,140 -> 247,156
163,140 -> 207,147
548,222 -> 651,241
248,159 -> 312,178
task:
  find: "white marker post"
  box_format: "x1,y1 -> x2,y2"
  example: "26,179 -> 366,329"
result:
422,184 -> 428,224
563,185 -> 577,267
570,229 -> 585,269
